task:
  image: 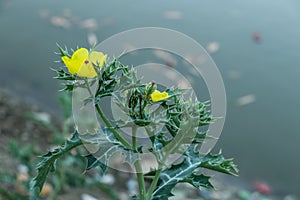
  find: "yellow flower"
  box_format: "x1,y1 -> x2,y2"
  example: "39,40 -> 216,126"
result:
150,90 -> 170,102
61,48 -> 107,78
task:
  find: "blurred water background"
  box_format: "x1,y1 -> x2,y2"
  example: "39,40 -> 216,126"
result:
0,0 -> 299,196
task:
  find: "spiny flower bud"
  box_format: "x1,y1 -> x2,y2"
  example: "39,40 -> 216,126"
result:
146,81 -> 157,96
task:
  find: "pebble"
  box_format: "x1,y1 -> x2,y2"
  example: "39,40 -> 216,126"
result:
32,112 -> 51,123
238,190 -> 252,199
163,11 -> 183,19
252,32 -> 262,43
100,174 -> 115,185
50,16 -> 71,29
284,195 -> 299,200
206,42 -> 220,54
17,172 -> 29,182
127,178 -> 137,195
227,70 -> 241,80
254,182 -> 271,196
17,164 -> 29,173
40,183 -> 53,197
237,94 -> 256,106
80,18 -> 98,30
87,32 -> 98,47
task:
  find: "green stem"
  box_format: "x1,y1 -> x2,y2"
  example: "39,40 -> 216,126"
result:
132,127 -> 146,200
132,125 -> 137,150
95,104 -> 132,149
145,126 -> 155,144
146,152 -> 170,199
84,79 -> 132,149
146,168 -> 162,200
84,78 -> 94,97
135,161 -> 146,200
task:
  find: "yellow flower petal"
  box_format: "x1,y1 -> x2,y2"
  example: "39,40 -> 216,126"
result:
89,51 -> 107,67
161,92 -> 169,98
61,48 -> 107,78
61,56 -> 74,73
61,48 -> 88,74
150,90 -> 170,102
77,61 -> 97,78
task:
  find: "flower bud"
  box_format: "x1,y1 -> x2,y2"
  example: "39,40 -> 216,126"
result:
146,81 -> 157,96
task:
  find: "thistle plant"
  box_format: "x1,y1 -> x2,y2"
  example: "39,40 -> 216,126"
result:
30,45 -> 238,200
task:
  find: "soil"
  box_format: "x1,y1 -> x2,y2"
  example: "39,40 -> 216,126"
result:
0,88 -> 112,200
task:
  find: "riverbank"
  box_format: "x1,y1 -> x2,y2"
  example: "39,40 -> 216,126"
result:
0,88 -> 298,200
